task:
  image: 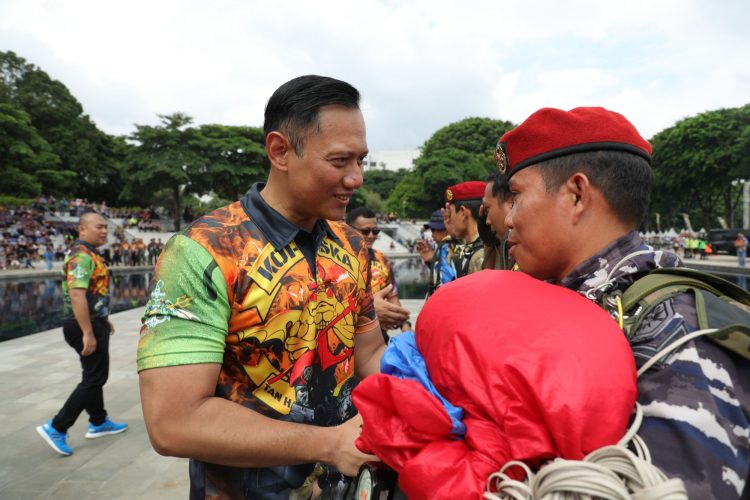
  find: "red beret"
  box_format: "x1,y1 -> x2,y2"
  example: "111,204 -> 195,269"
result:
496,107 -> 652,178
445,181 -> 486,203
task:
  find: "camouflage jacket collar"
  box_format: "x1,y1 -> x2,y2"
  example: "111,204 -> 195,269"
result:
559,230 -> 683,299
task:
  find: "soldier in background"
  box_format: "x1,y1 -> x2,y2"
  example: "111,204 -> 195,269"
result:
444,181 -> 486,277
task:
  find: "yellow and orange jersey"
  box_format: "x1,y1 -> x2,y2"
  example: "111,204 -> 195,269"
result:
137,185 -> 376,424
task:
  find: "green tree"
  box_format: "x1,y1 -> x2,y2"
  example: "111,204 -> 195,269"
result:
362,168 -> 409,201
384,173 -> 426,217
0,102 -> 62,196
191,124 -> 268,200
0,50 -> 126,200
650,104 -> 750,230
419,116 -> 515,160
386,117 -> 515,217
124,113 -> 203,231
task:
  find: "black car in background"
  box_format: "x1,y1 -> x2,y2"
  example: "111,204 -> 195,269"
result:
707,228 -> 750,255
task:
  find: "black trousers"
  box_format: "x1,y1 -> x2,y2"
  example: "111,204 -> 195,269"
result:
52,317 -> 110,432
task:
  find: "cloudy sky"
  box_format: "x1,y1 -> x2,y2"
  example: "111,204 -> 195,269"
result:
2,0 -> 749,152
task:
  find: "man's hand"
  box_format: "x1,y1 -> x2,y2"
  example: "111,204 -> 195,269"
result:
328,413 -> 379,477
81,331 -> 97,356
373,285 -> 410,330
415,239 -> 434,264
108,320 -> 115,336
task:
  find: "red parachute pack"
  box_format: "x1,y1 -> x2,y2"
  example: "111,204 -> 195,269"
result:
354,271 -> 637,499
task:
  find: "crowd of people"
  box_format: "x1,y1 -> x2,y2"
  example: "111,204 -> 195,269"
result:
31,195 -> 164,232
103,238 -> 165,267
0,204 -> 65,270
0,200 -> 168,271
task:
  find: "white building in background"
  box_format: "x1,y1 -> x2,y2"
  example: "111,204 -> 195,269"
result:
364,149 -> 420,172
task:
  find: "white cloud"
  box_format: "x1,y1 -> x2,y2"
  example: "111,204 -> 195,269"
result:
1,0 -> 748,147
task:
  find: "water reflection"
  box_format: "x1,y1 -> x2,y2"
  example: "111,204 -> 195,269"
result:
391,257 -> 431,300
0,273 -> 151,342
1,261 -> 747,341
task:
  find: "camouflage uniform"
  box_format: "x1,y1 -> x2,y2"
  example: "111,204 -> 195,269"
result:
560,230 -> 750,499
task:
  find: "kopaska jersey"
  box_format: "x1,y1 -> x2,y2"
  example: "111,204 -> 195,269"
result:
62,240 -> 110,320
137,187 -> 377,496
368,248 -> 397,295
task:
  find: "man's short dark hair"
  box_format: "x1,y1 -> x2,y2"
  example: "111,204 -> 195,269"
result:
264,75 -> 360,156
79,211 -> 102,226
346,206 -> 376,226
451,199 -> 482,221
491,172 -> 512,202
536,150 -> 652,228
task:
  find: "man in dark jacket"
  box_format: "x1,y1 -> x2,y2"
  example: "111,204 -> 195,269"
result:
498,106 -> 749,499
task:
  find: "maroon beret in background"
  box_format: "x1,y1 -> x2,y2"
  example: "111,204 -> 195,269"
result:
445,181 -> 487,203
496,106 -> 652,178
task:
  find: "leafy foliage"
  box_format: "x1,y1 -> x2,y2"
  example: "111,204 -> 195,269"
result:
0,102 -> 60,196
0,50 -> 126,198
124,114 -> 268,229
124,113 -> 202,230
386,117 -> 515,217
191,124 -> 268,201
650,104 -> 750,230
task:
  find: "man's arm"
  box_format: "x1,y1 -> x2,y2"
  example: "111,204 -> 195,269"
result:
69,287 -> 96,356
354,323 -> 386,378
139,363 -> 376,476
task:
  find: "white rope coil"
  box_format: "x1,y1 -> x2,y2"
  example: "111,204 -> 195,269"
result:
483,444 -> 687,500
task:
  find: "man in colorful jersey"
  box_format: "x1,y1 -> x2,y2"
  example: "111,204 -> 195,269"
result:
137,75 -> 386,499
346,206 -> 410,337
36,212 -> 128,456
498,107 -> 749,499
445,181 -> 486,277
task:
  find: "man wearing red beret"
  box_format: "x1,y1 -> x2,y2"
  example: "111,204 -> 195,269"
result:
498,106 -> 749,499
445,181 -> 486,277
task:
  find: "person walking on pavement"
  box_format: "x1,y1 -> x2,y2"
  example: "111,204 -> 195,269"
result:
36,212 -> 128,456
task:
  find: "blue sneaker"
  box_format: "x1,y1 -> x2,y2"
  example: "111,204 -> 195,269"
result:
85,417 -> 128,439
36,420 -> 72,456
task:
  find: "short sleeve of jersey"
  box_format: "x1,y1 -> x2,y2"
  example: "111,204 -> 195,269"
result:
67,252 -> 94,289
137,234 -> 231,372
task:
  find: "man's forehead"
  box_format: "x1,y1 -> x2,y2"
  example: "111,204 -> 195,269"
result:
508,166 -> 538,188
81,214 -> 106,225
353,216 -> 377,226
318,106 -> 365,131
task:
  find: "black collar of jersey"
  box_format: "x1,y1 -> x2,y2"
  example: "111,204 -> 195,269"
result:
241,182 -> 341,250
72,239 -> 101,256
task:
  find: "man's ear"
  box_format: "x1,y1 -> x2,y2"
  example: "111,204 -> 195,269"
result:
563,172 -> 592,217
266,131 -> 291,172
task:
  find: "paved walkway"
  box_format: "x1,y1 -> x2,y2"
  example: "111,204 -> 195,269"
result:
0,300 -> 426,500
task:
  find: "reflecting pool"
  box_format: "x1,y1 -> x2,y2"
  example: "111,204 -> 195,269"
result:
0,272 -> 151,342
1,259 -> 747,342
